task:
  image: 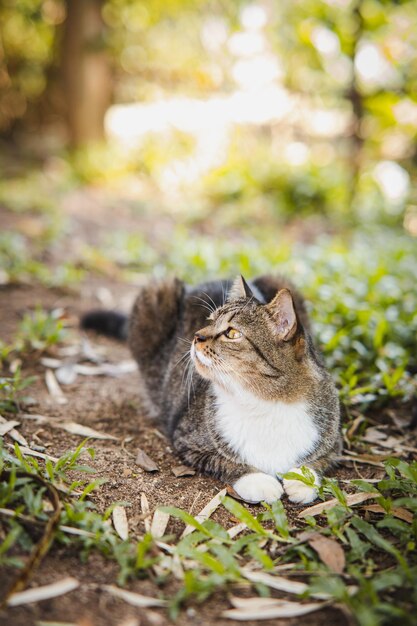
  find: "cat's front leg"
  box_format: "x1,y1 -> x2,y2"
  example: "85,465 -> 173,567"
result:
282,467 -> 321,504
233,472 -> 283,504
173,432 -> 283,504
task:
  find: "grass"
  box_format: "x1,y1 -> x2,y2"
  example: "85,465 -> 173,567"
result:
1,441 -> 416,625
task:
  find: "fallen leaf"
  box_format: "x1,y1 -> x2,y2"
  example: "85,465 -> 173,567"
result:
150,509 -> 170,538
45,370 -> 67,405
135,448 -> 159,472
7,577 -> 79,606
74,360 -> 137,377
103,585 -> 166,608
227,522 -> 247,538
0,419 -> 20,436
6,443 -> 58,462
56,421 -> 118,440
241,570 -> 308,594
181,488 -> 227,538
0,415 -> 28,446
362,504 -> 414,524
308,534 -> 345,574
340,451 -> 387,467
298,492 -> 376,518
171,464 -> 195,477
222,597 -> 326,620
40,357 -> 63,369
112,506 -> 129,540
141,493 -> 151,532
362,426 -> 387,442
55,364 -> 78,385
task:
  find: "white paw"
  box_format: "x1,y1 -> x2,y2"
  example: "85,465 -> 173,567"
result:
233,472 -> 284,504
283,467 -> 320,504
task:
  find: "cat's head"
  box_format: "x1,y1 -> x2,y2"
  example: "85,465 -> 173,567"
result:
190,275 -> 317,401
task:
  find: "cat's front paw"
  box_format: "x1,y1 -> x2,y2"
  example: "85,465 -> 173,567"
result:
233,472 -> 283,504
283,467 -> 320,504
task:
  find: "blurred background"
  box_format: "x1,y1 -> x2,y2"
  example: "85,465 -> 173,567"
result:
1,0 -> 417,280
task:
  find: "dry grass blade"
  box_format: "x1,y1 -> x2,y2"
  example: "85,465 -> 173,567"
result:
227,522 -> 247,538
241,569 -> 308,594
0,415 -> 28,445
298,492 -> 376,518
56,421 -> 118,440
171,464 -> 195,477
0,419 -> 20,436
339,452 -> 386,467
45,370 -> 67,405
112,506 -> 129,540
103,586 -> 166,608
151,509 -> 170,538
308,534 -> 345,574
362,504 -> 414,523
7,577 -> 79,607
222,597 -> 326,620
6,443 -> 59,462
74,360 -> 137,377
181,488 -> 227,537
141,493 -> 151,532
135,448 -> 159,472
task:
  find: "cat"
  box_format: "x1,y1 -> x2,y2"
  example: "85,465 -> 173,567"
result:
82,274 -> 342,504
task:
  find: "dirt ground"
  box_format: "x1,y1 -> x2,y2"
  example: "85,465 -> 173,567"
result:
0,203 -> 400,626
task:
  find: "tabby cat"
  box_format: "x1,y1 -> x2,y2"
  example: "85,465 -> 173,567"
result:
82,275 -> 341,504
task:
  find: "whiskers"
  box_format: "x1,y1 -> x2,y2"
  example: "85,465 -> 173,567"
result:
174,336 -> 197,408
191,291 -> 219,316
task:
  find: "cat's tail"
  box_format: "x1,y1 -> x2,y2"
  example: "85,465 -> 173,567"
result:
80,310 -> 129,341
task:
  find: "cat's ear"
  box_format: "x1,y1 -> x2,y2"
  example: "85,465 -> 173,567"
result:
228,275 -> 254,301
267,288 -> 297,341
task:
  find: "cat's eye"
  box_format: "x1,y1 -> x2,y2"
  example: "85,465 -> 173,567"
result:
224,328 -> 243,340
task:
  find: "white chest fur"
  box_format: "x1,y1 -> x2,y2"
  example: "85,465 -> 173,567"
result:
213,385 -> 319,475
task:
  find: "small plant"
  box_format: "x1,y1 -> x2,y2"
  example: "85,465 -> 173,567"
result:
16,306 -> 67,352
0,367 -> 37,413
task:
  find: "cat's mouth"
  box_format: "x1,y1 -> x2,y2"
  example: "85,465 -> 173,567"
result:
191,343 -> 212,372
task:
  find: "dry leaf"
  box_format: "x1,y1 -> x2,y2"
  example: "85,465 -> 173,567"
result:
56,364 -> 78,385
298,492 -> 376,518
241,570 -> 308,595
135,448 -> 159,472
103,585 -> 166,608
18,413 -> 117,440
171,464 -> 195,477
6,443 -> 58,462
362,504 -> 413,524
112,506 -> 129,540
7,577 -> 79,607
227,522 -> 247,538
181,488 -> 227,538
0,419 -> 20,436
340,452 -> 386,467
40,357 -> 63,368
0,415 -> 28,446
74,360 -> 137,377
308,534 -> 345,574
150,509 -> 170,538
222,596 -> 325,620
56,421 -> 118,440
45,369 -> 67,405
141,493 -> 151,532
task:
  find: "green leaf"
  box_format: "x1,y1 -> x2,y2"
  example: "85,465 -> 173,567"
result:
221,496 -> 269,536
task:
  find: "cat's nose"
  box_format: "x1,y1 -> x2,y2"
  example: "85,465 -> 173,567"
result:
194,332 -> 207,343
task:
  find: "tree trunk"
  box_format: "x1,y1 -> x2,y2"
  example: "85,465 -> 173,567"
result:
61,0 -> 112,147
